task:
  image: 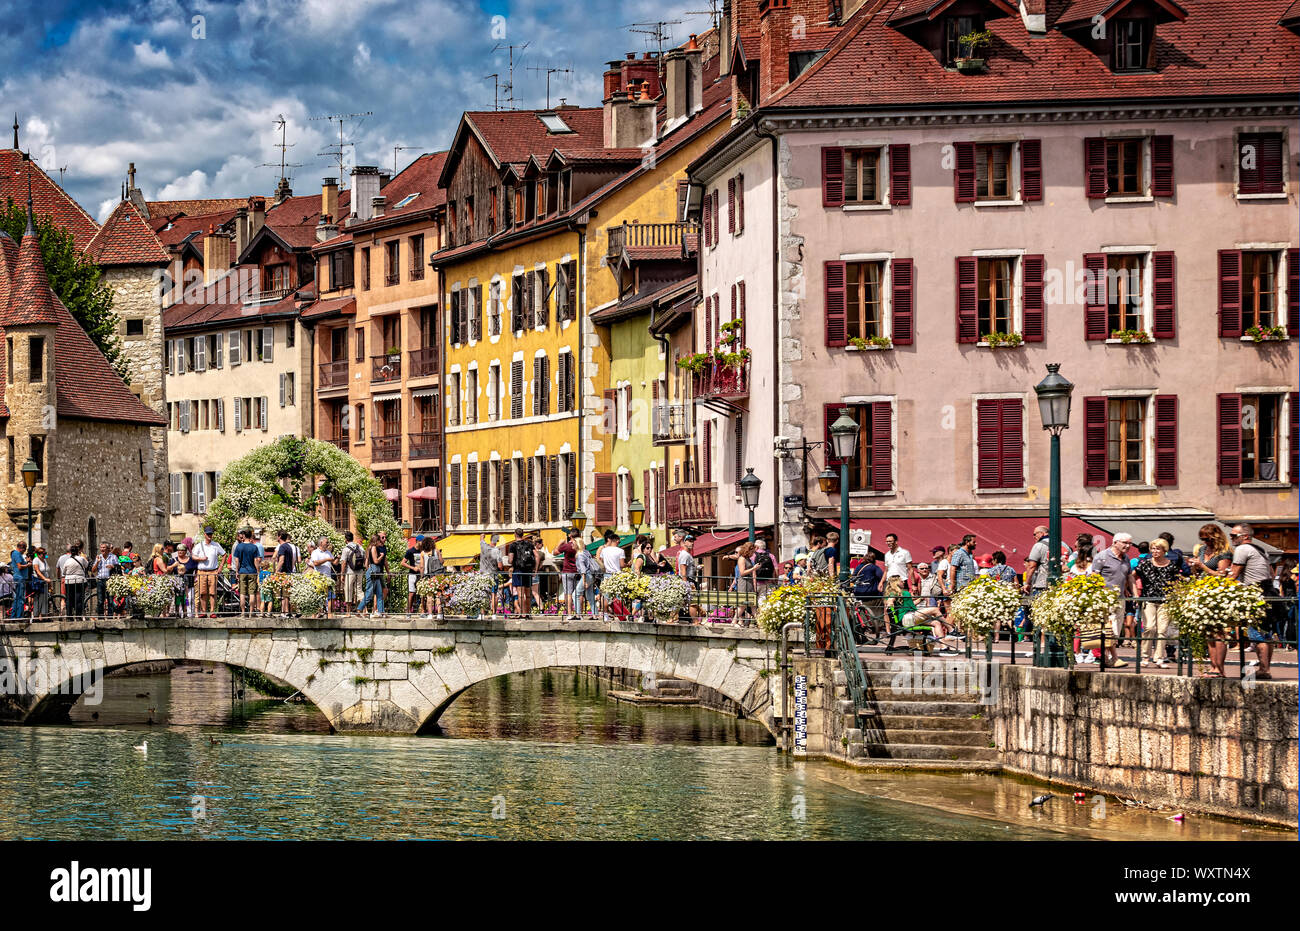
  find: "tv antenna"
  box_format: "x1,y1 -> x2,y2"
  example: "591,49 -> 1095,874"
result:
57,165 -> 69,187
684,2 -> 721,30
260,114 -> 304,185
527,64 -> 573,110
484,73 -> 501,110
392,144 -> 427,176
311,110 -> 373,187
490,42 -> 530,109
625,20 -> 682,74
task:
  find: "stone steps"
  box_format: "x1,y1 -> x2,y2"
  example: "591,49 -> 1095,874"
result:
859,728 -> 992,747
868,713 -> 990,731
860,742 -> 999,762
866,699 -> 990,716
859,687 -> 983,703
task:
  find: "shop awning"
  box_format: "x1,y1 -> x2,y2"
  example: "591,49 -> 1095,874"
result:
407,486 -> 439,501
586,533 -> 637,553
690,529 -> 753,558
433,534 -> 487,563
827,516 -> 1109,572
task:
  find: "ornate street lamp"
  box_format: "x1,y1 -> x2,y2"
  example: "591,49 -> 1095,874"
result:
816,467 -> 839,495
829,409 -> 860,585
21,458 -> 39,551
569,509 -> 588,533
1033,363 -> 1074,667
739,467 -> 762,543
628,498 -> 645,536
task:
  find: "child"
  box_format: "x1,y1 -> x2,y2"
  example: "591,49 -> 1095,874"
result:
259,564 -> 273,615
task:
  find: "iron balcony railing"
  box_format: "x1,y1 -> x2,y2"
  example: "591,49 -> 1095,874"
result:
319,360 -> 349,389
409,432 -> 441,460
409,347 -> 439,378
693,359 -> 749,401
372,435 -> 401,463
664,482 -> 717,525
371,354 -> 401,383
327,434 -> 349,450
652,403 -> 692,445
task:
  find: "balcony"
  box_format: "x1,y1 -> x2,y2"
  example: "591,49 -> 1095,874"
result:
319,360 -> 349,389
693,359 -> 749,402
409,432 -> 441,461
326,434 -> 349,451
372,435 -> 401,463
652,403 -> 692,445
664,483 -> 717,526
409,347 -> 439,378
410,265 -> 425,281
371,353 -> 401,383
385,271 -> 400,287
607,220 -> 697,259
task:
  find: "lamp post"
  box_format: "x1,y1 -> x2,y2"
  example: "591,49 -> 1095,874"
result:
739,467 -> 762,543
628,498 -> 645,537
569,509 -> 588,534
1033,363 -> 1074,667
828,409 -> 860,586
21,458 -> 39,551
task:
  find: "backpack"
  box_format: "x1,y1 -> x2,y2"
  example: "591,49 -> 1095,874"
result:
753,550 -> 776,580
576,549 -> 597,575
345,543 -> 365,572
514,543 -> 536,574
807,548 -> 829,575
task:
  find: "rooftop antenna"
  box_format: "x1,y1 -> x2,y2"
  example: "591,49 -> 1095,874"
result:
484,73 -> 501,110
57,165 -> 68,188
490,42 -> 530,109
11,114 -> 17,150
684,1 -> 721,30
260,114 -> 304,188
625,20 -> 682,76
311,111 -> 373,187
392,144 -> 427,176
527,64 -> 574,110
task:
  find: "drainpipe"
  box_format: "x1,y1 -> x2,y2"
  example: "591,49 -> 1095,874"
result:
754,118 -> 781,558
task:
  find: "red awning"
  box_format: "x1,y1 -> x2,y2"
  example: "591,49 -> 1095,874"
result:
826,516 -> 1108,572
406,486 -> 439,500
688,529 -> 754,558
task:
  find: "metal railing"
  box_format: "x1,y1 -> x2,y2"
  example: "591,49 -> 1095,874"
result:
606,220 -> 696,258
318,360 -> 349,388
693,360 -> 748,401
652,402 -> 692,444
408,432 -> 441,460
409,347 -> 438,377
371,354 -> 401,383
371,435 -> 401,462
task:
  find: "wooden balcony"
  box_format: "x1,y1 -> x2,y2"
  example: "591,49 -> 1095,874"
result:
371,354 -> 401,383
318,360 -> 349,389
607,220 -> 697,259
409,432 -> 441,461
409,347 -> 438,378
372,435 -> 401,463
652,403 -> 692,446
693,360 -> 749,402
664,483 -> 717,526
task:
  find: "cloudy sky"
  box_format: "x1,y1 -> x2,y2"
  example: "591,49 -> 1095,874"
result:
1,0 -> 716,221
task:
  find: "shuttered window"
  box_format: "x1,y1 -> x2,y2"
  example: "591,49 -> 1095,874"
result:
594,472 -> 616,526
976,399 -> 1024,490
511,360 -> 524,418
1020,139 -> 1043,202
823,402 -> 892,493
821,147 -> 844,206
449,464 -> 461,527
1154,396 -> 1178,487
1238,133 -> 1285,195
467,464 -> 479,524
889,144 -> 911,206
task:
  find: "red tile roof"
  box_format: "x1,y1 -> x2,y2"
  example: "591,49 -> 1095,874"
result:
300,295 -> 356,321
153,209 -> 239,249
1280,0 -> 1300,22
85,200 -> 171,266
0,150 -> 99,250
4,226 -> 63,326
373,151 -> 448,219
769,0 -> 1299,109
261,189 -> 353,249
162,269 -> 304,331
1055,0 -> 1186,27
145,197 -> 251,218
458,108 -> 605,171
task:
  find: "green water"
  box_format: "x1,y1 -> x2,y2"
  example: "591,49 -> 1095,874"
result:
0,666 -> 1283,840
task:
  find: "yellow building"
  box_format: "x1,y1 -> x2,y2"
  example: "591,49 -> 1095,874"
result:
431,41 -> 728,558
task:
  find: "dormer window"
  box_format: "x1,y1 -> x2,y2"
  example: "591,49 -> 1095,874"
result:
944,15 -> 983,66
1112,18 -> 1152,72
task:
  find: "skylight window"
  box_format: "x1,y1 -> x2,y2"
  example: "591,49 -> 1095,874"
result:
393,192 -> 419,209
539,112 -> 574,134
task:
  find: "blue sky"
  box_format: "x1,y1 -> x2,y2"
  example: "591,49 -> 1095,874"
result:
1,0 -> 715,220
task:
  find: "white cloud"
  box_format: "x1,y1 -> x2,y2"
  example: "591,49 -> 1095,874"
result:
133,41 -> 172,68
156,169 -> 210,200
97,198 -> 119,223
354,42 -> 371,68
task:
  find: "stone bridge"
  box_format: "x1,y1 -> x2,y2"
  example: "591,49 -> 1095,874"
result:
0,617 -> 779,735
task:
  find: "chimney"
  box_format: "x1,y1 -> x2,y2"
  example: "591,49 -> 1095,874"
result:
350,166 -> 381,222
248,196 -> 266,239
371,195 -> 386,219
322,177 -> 339,223
273,176 -> 293,204
758,0 -> 793,106
233,206 -> 248,258
378,170 -> 391,188
202,224 -> 231,283
719,7 -> 732,76
665,40 -> 705,125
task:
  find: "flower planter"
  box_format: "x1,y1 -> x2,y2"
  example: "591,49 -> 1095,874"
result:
955,58 -> 986,73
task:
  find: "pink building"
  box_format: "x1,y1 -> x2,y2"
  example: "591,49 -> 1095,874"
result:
685,0 -> 1299,561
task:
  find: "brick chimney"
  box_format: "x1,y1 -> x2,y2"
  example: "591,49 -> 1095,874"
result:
232,205 -> 248,258
759,0 -> 794,106
664,39 -> 705,126
322,177 -> 339,223
350,166 -> 381,223
603,52 -> 660,149
248,196 -> 266,239
202,224 -> 231,284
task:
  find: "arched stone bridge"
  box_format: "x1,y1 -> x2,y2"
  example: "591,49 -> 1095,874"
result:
0,617 -> 779,735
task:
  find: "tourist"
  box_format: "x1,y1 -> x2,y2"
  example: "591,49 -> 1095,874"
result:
734,541 -> 757,625
341,531 -> 365,614
505,529 -> 536,616
928,545 -> 947,578
192,527 -> 226,618
1090,533 -> 1134,667
231,530 -> 262,617
1229,523 -> 1276,680
1068,536 -> 1095,577
30,547 -> 49,618
91,543 -> 117,618
60,543 -> 89,618
947,534 -> 978,595
9,541 -> 30,620
598,529 -> 625,611
631,537 -> 654,575
989,551 -> 1018,585
752,539 -> 776,595
532,535 -> 547,602
881,532 -> 914,590
272,531 -> 297,616
823,532 -> 841,579
1159,531 -> 1190,577
1134,538 -> 1179,668
122,541 -> 140,570
883,577 -> 953,653
357,531 -> 388,617
915,562 -> 942,608
805,535 -> 829,575
401,535 -> 424,614
419,537 -> 440,617
676,535 -> 700,622
309,537 -> 336,617
576,541 -> 600,618
479,533 -> 502,615
850,551 -> 884,634
1022,525 -> 1054,598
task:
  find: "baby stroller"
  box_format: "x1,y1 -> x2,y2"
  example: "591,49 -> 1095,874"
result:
215,573 -> 242,615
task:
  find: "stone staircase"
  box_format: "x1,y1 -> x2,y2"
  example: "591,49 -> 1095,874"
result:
835,656 -> 999,768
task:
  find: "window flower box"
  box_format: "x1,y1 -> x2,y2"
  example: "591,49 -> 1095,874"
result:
1110,329 -> 1154,344
977,332 -> 1023,348
847,336 -> 893,351
955,57 -> 986,74
1245,325 -> 1289,343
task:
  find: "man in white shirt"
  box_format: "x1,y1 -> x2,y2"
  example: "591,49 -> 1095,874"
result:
192,527 -> 226,618
881,532 -> 914,589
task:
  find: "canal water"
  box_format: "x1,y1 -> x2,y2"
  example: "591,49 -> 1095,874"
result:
0,664 -> 1285,841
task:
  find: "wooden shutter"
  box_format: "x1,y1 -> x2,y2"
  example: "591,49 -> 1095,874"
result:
1152,135 -> 1175,197
480,463 -> 491,524
977,400 -> 1005,489
891,258 -> 913,345
549,456 -> 560,522
702,420 -> 713,482
1000,400 -> 1024,488
1022,254 -> 1045,342
1290,392 -> 1299,486
889,144 -> 911,206
1218,250 -> 1243,337
165,339 -> 173,375
737,174 -> 745,232
175,340 -> 185,374
603,388 -> 617,435
954,142 -> 976,203
537,268 -> 550,328
594,472 -> 616,525
824,261 -> 848,347
1288,249 -> 1299,336
259,396 -> 268,430
1217,394 -> 1243,486
1152,252 -> 1176,339
170,474 -> 182,514
510,278 -> 522,331
822,147 -> 844,207
193,472 -> 205,515
279,373 -> 286,407
730,283 -> 737,327
217,398 -> 225,433
955,256 -> 978,343
567,454 -> 578,521
657,466 -> 666,525
1258,134 -> 1284,194
1154,395 -> 1178,486
1084,397 -> 1107,487
557,352 -> 569,413
511,360 -> 524,418
738,281 -> 747,348
643,469 -> 652,523
1020,139 -> 1043,202
501,460 -> 512,523
1084,253 -> 1108,340
180,401 -> 190,433
213,335 -> 223,368
1084,137 -> 1107,198
233,397 -> 242,432
870,401 -> 892,492
711,194 -> 719,247
195,336 -> 206,372
733,414 -> 744,488
703,192 -> 712,246
467,464 -> 479,524
539,355 -> 550,414
727,177 -> 736,233
262,326 -> 273,362
449,465 -> 461,526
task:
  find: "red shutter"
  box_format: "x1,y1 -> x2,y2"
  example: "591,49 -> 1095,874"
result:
737,174 -> 745,232
891,258 -> 914,345
1152,135 -> 1175,197
825,261 -> 848,347
643,469 -> 651,522
713,294 -> 720,347
1290,393 -> 1299,486
1287,248 -> 1299,336
871,401 -> 892,492
1258,135 -> 1284,194
1154,395 -> 1178,486
824,404 -> 845,467
1084,253 -> 1108,340
1020,139 -> 1043,202
730,282 -> 737,324
955,256 -> 978,343
1084,397 -> 1107,487
727,177 -> 736,233
711,193 -> 719,245
738,281 -> 747,348
954,142 -> 976,203
1152,251 -> 1176,339
889,143 -> 911,206
976,399 -> 1001,489
702,420 -> 713,482
603,388 -> 617,435
1022,254 -> 1045,342
704,294 -> 713,347
1218,250 -> 1243,338
594,472 -> 616,525
1217,394 -> 1242,486
822,147 -> 845,207
1000,399 -> 1024,488
1084,137 -> 1107,198
657,466 -> 666,519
